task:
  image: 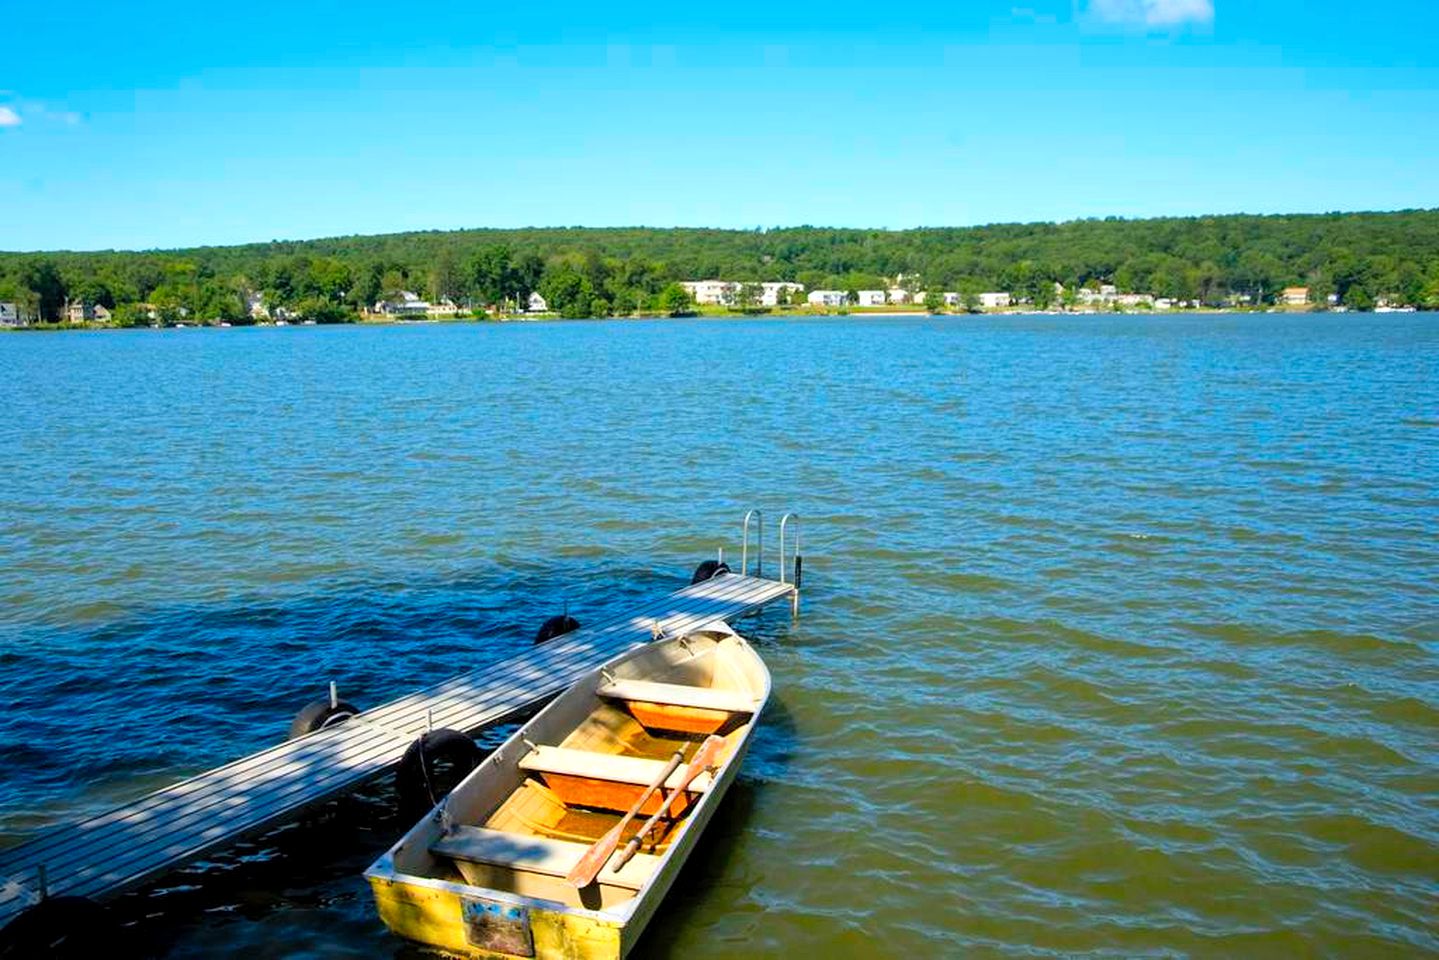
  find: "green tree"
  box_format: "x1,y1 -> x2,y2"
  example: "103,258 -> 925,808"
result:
20,260 -> 67,321
428,248 -> 460,304
923,291 -> 945,314
308,257 -> 352,302
349,262 -> 384,309
1420,269 -> 1439,310
468,245 -> 514,308
657,282 -> 693,316
1030,281 -> 1055,310
297,297 -> 355,324
539,266 -> 600,318
735,283 -> 762,310
148,284 -> 187,325
1343,284 -> 1374,311
513,253 -> 545,305
110,303 -> 150,327
196,280 -> 244,323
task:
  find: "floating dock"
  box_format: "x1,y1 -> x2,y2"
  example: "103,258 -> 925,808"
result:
0,569 -> 797,928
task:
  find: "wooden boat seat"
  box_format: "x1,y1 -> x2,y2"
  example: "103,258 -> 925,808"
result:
596,679 -> 758,714
430,825 -> 662,891
519,746 -> 714,793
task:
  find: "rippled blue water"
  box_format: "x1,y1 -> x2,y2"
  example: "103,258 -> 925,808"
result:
1,315 -> 1435,957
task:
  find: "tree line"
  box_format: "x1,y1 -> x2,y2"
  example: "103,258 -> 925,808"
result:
3,210 -> 1438,323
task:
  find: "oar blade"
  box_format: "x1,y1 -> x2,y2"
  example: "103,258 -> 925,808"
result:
567,824 -> 620,888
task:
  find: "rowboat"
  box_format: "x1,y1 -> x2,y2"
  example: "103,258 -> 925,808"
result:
365,620 -> 771,958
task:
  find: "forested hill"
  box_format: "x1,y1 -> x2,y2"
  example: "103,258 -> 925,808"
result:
4,210 -> 1439,322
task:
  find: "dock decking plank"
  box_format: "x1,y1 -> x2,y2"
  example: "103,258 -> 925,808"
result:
0,573 -> 792,924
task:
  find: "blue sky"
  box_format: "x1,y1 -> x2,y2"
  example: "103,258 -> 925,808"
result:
2,0 -> 1436,250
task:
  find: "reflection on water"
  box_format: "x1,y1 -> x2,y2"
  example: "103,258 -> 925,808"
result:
1,315 -> 1435,957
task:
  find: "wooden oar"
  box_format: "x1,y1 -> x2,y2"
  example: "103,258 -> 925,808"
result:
611,734 -> 725,871
566,747 -> 685,888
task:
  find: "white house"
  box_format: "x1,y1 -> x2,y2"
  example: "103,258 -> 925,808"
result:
374,291 -> 431,316
979,292 -> 1012,309
807,290 -> 847,307
426,298 -> 459,317
857,290 -> 887,307
527,291 -> 549,312
886,288 -> 911,305
680,280 -> 738,306
759,282 -> 804,307
913,292 -> 967,308
244,291 -> 270,321
0,302 -> 32,326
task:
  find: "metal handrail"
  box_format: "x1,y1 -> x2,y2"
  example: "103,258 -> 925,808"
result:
741,510 -> 763,578
779,513 -> 801,584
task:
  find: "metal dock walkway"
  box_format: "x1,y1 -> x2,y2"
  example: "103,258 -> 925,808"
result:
0,571 -> 795,927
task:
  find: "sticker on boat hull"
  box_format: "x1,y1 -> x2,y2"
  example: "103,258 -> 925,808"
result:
461,895 -> 534,957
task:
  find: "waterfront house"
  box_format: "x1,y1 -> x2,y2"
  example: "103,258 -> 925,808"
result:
0,301 -> 33,326
526,291 -> 549,312
807,290 -> 847,307
680,280 -> 738,306
1281,286 -> 1310,306
979,292 -> 1012,309
426,298 -> 459,317
244,291 -> 270,321
64,300 -> 112,323
857,290 -> 887,307
759,282 -> 804,307
374,291 -> 431,317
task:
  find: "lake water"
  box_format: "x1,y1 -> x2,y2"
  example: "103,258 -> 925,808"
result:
0,315 -> 1435,958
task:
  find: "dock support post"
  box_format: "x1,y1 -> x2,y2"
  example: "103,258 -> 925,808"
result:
792,555 -> 802,616
780,513 -> 802,617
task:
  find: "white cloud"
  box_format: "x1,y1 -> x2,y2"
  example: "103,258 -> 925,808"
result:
0,106 -> 20,128
1087,0 -> 1214,27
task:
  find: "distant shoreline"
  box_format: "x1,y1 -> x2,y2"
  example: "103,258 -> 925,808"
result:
3,304 -> 1423,333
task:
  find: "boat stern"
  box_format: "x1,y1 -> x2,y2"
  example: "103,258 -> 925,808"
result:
366,866 -> 625,960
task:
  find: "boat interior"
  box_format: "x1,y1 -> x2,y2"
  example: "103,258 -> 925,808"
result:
382,627 -> 767,913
